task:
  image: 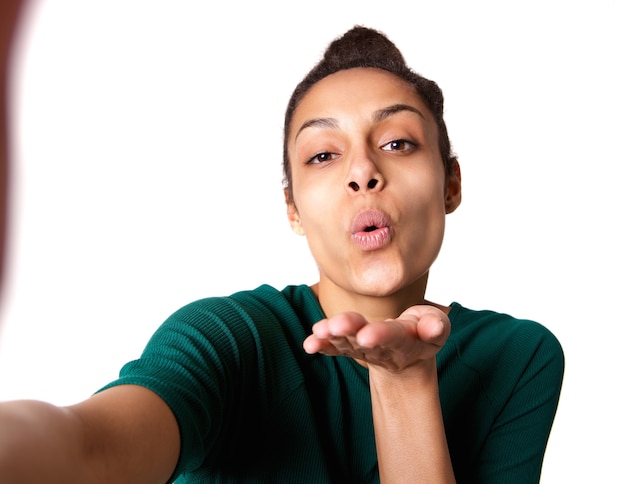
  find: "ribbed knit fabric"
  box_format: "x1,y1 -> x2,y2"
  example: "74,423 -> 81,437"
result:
100,284 -> 564,483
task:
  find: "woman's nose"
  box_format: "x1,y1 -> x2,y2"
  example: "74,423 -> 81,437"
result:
347,179 -> 379,192
345,151 -> 384,194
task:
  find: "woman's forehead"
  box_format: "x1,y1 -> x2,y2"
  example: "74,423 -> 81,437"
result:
291,68 -> 430,128
289,68 -> 433,144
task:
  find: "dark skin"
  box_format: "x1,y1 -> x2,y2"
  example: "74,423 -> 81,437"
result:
0,0 -> 27,301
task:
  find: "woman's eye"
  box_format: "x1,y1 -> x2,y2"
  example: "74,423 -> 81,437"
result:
307,152 -> 337,164
381,139 -> 416,152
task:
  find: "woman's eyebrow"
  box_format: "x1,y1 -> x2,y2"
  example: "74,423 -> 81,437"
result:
295,117 -> 339,140
295,104 -> 424,141
373,104 -> 426,122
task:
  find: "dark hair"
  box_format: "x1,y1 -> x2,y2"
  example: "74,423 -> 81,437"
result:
282,26 -> 457,202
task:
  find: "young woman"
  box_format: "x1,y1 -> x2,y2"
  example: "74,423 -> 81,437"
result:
0,26 -> 564,483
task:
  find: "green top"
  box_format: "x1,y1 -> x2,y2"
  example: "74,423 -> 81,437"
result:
101,284 -> 564,483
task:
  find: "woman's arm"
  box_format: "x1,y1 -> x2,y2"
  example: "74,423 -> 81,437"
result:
0,384 -> 180,483
369,359 -> 454,483
303,306 -> 455,483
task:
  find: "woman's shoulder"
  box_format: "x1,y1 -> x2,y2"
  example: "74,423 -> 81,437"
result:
449,302 -> 561,343
158,284 -> 324,342
444,302 -> 564,374
170,284 -> 320,319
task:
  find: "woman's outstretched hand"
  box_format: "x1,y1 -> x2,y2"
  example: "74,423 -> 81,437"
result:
302,305 -> 450,372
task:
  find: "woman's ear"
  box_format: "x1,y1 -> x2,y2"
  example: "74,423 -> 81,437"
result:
445,160 -> 462,214
284,189 -> 305,235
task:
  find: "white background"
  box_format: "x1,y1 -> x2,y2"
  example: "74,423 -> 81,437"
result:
1,1 -> 625,482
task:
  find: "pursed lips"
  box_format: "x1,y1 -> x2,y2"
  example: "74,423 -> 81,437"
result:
351,209 -> 392,251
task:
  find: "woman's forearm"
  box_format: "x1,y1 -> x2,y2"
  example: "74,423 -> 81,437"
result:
369,359 -> 456,484
0,399 -> 90,483
0,386 -> 180,483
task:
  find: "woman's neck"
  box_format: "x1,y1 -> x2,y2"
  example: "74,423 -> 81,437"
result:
311,274 -> 447,322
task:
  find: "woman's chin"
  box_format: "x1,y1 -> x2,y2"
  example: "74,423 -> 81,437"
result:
350,272 -> 407,298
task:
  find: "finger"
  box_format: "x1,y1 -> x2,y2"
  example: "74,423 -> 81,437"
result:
304,320 -> 362,355
310,318 -> 331,339
303,334 -> 360,357
326,312 -> 368,337
400,306 -> 450,344
317,313 -> 368,354
416,312 -> 448,346
328,334 -> 360,355
303,334 -> 323,354
356,318 -> 415,349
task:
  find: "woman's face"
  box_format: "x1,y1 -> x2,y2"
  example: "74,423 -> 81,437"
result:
286,67 -> 460,299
